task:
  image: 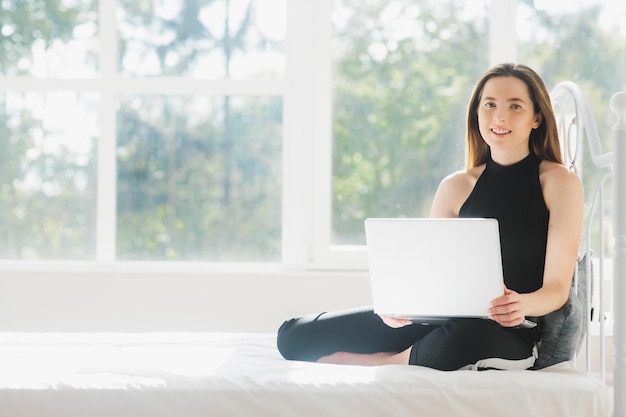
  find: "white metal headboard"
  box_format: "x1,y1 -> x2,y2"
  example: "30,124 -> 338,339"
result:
551,81 -> 613,170
610,90 -> 626,417
551,81 -> 626,417
551,81 -> 612,382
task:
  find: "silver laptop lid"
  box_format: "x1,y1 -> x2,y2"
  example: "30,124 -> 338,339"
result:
365,218 -> 504,320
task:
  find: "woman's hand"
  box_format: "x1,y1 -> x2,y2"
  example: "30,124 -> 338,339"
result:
488,286 -> 527,327
378,315 -> 413,328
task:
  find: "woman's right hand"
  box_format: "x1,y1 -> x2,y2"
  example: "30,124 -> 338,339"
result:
378,315 -> 413,328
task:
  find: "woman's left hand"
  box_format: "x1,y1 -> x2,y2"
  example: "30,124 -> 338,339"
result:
488,286 -> 526,327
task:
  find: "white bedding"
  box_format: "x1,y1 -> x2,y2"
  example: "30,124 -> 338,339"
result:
0,332 -> 613,417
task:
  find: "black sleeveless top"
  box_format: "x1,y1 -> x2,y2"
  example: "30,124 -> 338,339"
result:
459,152 -> 548,294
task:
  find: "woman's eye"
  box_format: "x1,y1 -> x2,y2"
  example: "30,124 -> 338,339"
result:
511,104 -> 522,109
485,102 -> 495,108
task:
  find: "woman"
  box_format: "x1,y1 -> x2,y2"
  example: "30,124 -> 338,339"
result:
276,63 -> 584,370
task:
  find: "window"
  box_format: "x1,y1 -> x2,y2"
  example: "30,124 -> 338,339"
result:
0,0 -> 623,269
330,0 -> 490,244
313,0 -> 493,267
0,0 -> 285,263
311,0 -> 625,269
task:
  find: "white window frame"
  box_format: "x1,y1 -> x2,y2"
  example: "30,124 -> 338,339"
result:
306,0 -> 518,270
0,1 -> 286,273
0,0 -> 517,273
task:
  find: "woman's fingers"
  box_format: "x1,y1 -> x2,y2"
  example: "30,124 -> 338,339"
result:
489,288 -> 525,327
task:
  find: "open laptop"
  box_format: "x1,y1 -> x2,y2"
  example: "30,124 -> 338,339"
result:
364,218 -> 508,325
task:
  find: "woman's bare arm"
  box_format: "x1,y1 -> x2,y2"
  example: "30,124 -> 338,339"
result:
489,163 -> 583,326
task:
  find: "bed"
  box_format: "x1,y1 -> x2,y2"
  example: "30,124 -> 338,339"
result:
0,82 -> 622,417
0,332 -> 613,417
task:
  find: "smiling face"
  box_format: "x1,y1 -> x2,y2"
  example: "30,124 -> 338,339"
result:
477,76 -> 543,162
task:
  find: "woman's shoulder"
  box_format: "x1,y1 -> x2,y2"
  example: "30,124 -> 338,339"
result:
539,160 -> 583,206
539,160 -> 582,187
440,164 -> 486,190
431,165 -> 486,217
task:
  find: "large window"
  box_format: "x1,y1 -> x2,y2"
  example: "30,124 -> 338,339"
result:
0,0 -> 624,269
314,0 -> 625,268
0,0 -> 284,263
330,0 -> 489,246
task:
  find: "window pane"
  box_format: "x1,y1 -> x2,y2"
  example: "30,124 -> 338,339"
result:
0,93 -> 98,259
331,0 -> 490,245
116,95 -> 282,261
0,0 -> 98,77
117,0 -> 285,78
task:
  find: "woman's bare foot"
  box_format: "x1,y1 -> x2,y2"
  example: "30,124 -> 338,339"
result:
317,348 -> 411,366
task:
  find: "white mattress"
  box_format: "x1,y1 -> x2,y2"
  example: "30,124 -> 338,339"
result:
0,332 -> 613,417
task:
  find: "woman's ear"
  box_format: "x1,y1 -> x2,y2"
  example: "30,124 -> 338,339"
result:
533,112 -> 543,129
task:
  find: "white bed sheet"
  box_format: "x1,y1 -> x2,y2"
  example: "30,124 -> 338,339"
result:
0,332 -> 613,417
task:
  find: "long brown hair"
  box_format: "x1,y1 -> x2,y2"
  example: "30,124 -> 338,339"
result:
465,63 -> 562,168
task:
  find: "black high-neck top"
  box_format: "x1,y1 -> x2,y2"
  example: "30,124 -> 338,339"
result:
459,152 -> 548,294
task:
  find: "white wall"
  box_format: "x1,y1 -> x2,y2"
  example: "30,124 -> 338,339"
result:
0,269 -> 373,333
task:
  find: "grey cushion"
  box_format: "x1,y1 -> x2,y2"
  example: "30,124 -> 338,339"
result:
532,255 -> 591,370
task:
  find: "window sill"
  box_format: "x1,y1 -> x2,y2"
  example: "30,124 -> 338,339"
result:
0,260 -> 369,278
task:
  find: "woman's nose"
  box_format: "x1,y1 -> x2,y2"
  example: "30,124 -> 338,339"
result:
494,108 -> 506,122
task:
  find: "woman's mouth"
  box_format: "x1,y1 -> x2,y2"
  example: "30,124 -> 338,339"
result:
491,128 -> 511,135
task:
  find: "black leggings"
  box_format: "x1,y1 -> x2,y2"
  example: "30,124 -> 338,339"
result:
276,306 -> 538,371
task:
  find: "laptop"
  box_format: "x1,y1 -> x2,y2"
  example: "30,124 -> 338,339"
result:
364,218 -> 505,324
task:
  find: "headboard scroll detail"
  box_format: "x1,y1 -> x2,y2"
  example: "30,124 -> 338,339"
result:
550,81 -> 613,171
